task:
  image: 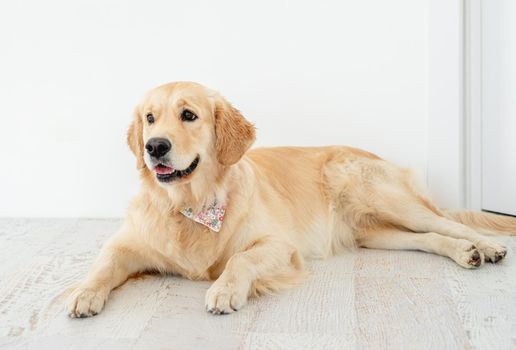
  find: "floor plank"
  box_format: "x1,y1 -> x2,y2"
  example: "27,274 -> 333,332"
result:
444,236 -> 516,349
354,249 -> 470,349
0,219 -> 515,349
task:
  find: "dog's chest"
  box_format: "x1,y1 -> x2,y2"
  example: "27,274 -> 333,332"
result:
154,214 -> 223,279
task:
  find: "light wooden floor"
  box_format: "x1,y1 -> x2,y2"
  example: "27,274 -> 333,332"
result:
0,219 -> 515,349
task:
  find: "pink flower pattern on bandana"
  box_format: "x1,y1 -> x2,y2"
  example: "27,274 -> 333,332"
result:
180,203 -> 226,232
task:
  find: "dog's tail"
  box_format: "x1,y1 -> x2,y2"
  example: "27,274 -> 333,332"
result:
444,210 -> 516,236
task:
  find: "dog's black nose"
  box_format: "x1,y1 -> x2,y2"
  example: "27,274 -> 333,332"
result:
145,138 -> 171,158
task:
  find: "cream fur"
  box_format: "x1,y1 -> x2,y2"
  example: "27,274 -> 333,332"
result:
68,82 -> 516,317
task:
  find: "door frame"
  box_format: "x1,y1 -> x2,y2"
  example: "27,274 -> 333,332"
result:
463,0 -> 482,211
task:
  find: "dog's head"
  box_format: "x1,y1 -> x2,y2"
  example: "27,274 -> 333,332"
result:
127,82 -> 255,187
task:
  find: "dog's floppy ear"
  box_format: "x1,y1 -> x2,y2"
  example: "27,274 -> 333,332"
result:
127,107 -> 145,169
214,96 -> 256,166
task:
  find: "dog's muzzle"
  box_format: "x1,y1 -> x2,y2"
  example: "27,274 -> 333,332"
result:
154,156 -> 200,183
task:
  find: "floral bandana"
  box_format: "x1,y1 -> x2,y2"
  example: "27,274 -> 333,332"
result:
180,202 -> 226,232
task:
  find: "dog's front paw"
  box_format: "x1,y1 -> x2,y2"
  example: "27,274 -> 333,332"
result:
68,287 -> 107,318
476,239 -> 507,263
205,281 -> 248,315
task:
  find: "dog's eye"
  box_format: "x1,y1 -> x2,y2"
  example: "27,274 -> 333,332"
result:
181,109 -> 198,122
146,113 -> 155,124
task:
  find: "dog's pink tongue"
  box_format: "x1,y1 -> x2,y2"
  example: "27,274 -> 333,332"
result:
155,165 -> 174,175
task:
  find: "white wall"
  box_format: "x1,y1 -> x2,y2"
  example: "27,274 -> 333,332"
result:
427,0 -> 464,210
0,0 -> 429,217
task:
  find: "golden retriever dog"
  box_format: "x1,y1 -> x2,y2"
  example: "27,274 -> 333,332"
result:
68,81 -> 516,317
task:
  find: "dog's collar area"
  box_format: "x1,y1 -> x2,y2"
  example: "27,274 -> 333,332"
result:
180,200 -> 226,232
156,156 -> 200,182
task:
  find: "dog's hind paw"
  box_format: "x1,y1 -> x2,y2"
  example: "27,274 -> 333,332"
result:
476,240 -> 508,263
452,240 -> 484,269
